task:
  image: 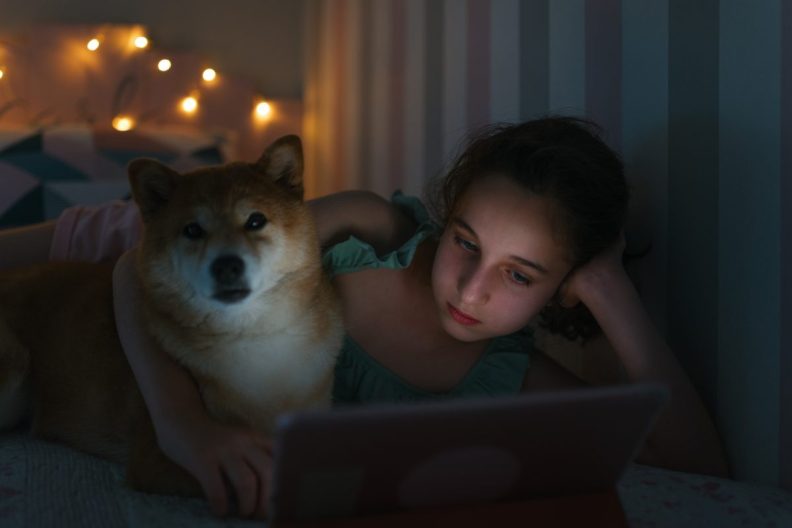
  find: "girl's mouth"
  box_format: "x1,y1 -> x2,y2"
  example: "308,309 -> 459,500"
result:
447,303 -> 481,325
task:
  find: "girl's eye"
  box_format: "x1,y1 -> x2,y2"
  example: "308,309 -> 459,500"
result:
454,236 -> 478,252
509,270 -> 530,285
183,222 -> 205,240
245,212 -> 268,231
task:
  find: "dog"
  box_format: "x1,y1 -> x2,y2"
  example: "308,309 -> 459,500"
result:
0,135 -> 343,499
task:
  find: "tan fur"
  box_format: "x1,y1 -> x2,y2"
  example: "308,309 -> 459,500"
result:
0,135 -> 343,499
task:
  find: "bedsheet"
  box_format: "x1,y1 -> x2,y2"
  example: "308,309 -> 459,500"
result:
0,431 -> 790,527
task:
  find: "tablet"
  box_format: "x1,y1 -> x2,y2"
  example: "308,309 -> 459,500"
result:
268,383 -> 668,522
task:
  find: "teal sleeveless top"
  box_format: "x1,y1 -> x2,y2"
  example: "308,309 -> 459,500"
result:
322,192 -> 533,405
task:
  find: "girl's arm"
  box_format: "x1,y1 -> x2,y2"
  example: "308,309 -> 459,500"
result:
0,213 -> 273,516
562,235 -> 730,478
2,193 -> 409,517
113,250 -> 273,519
0,189 -> 409,269
308,190 -> 416,252
111,190 -> 405,517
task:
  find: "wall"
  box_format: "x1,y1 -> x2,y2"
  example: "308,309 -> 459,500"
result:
0,0 -> 304,98
2,0 -> 789,491
303,0 -> 791,489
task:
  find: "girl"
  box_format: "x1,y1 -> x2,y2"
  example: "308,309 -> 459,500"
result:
0,117 -> 729,519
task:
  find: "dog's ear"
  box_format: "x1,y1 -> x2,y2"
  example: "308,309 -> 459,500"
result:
255,135 -> 304,199
128,159 -> 179,219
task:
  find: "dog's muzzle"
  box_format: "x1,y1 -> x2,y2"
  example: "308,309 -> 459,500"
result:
211,255 -> 251,303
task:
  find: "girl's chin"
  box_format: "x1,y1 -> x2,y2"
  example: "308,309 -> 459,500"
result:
439,316 -> 487,342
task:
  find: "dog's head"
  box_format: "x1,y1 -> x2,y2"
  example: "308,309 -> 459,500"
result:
128,135 -> 317,313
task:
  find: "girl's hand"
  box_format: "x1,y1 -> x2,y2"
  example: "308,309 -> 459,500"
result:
113,251 -> 273,518
556,231 -> 730,477
156,408 -> 274,519
557,231 -> 627,308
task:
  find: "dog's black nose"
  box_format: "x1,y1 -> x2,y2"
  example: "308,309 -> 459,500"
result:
211,255 -> 245,285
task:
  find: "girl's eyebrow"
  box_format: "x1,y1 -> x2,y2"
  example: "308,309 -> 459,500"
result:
511,255 -> 549,275
452,218 -> 550,275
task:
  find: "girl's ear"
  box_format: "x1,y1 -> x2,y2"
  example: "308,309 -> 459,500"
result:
128,159 -> 180,220
255,135 -> 304,199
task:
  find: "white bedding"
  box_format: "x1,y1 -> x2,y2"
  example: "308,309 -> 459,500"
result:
1,430 -> 790,528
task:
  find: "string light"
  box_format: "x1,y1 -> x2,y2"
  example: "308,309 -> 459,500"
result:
43,27 -> 284,129
254,100 -> 271,119
112,115 -> 135,132
0,69 -> 4,80
181,95 -> 198,114
202,68 -> 217,83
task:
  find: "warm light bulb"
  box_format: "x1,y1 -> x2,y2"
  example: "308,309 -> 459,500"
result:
0,69 -> 4,80
181,96 -> 198,114
157,59 -> 172,72
134,36 -> 149,49
87,38 -> 101,51
112,116 -> 135,132
255,101 -> 272,119
202,68 -> 217,82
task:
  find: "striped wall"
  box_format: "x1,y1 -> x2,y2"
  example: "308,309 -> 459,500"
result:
782,0 -> 792,493
303,0 -> 790,489
717,0 -> 782,487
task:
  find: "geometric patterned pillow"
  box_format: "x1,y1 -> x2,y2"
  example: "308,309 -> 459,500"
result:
0,125 -> 230,228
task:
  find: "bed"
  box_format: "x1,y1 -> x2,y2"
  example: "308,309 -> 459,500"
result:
0,428 -> 790,527
1,23 -> 791,528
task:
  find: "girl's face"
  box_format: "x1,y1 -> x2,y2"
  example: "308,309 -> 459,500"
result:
431,174 -> 573,342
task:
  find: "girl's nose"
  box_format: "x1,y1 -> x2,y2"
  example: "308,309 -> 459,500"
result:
458,265 -> 490,305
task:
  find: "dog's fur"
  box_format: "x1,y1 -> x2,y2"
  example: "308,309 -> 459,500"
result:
0,135 -> 343,496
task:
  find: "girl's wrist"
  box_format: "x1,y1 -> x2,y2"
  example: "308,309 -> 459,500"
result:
576,266 -> 632,308
152,399 -> 210,437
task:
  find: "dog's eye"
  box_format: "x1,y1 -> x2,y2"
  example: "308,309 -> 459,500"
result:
245,212 -> 268,231
183,222 -> 206,240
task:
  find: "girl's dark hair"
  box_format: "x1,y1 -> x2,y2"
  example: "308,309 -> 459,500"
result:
426,116 -> 630,343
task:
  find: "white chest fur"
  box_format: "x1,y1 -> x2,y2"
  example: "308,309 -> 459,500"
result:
177,328 -> 339,433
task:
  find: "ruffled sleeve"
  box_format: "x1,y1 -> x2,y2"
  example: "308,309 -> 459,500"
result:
449,328 -> 533,398
321,191 -> 438,278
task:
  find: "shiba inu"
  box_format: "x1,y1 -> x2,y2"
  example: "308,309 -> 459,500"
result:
0,135 -> 343,498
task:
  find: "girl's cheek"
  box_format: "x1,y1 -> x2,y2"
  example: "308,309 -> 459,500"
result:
434,239 -> 457,273
436,248 -> 468,300
432,243 -> 455,288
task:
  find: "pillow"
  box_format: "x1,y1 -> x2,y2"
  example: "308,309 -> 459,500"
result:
0,125 -> 234,228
